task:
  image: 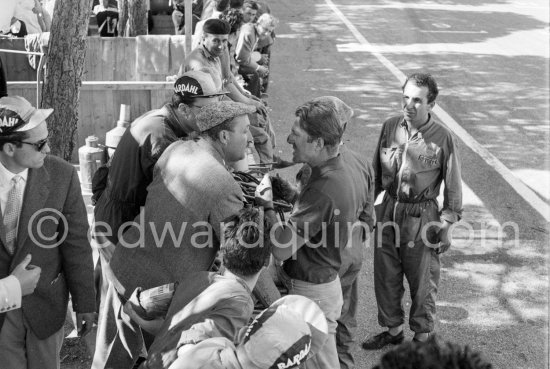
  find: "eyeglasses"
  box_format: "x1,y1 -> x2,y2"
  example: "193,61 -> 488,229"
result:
19,138 -> 49,152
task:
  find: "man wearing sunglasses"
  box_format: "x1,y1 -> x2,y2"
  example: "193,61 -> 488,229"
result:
0,95 -> 96,368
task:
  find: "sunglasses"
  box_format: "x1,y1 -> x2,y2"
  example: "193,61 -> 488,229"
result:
19,137 -> 49,152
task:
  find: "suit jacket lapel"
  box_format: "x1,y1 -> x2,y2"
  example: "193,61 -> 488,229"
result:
15,166 -> 50,256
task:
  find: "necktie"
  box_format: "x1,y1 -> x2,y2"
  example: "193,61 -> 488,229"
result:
3,175 -> 24,255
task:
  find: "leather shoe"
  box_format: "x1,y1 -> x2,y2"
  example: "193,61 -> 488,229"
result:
362,331 -> 404,350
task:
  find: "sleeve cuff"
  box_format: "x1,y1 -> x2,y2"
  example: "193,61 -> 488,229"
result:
2,275 -> 22,311
440,210 -> 460,223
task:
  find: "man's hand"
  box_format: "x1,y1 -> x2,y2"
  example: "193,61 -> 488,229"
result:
437,220 -> 452,254
251,99 -> 267,116
258,54 -> 269,65
76,312 -> 96,338
256,65 -> 269,78
270,174 -> 298,204
11,254 -> 41,296
123,301 -> 164,335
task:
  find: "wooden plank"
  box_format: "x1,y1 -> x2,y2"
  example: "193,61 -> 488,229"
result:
8,81 -> 173,90
0,38 -> 38,81
124,38 -> 137,81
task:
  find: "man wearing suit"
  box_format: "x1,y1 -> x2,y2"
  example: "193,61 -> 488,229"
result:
0,96 -> 96,369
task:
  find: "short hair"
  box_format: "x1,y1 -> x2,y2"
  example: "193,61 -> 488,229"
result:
242,0 -> 259,11
373,335 -> 492,369
220,8 -> 244,34
170,92 -> 194,108
257,13 -> 278,28
402,73 -> 439,104
295,100 -> 343,147
0,131 -> 27,150
222,207 -> 272,277
214,0 -> 230,12
229,0 -> 244,8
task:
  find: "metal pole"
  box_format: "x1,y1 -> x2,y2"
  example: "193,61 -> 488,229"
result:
184,0 -> 192,56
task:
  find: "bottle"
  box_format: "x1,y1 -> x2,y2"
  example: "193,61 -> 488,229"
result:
105,104 -> 131,158
78,136 -> 106,192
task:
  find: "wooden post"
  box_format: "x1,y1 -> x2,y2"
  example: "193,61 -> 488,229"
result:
185,0 -> 192,55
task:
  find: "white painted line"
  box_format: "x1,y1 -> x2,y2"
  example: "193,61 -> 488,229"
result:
324,0 -> 550,222
419,30 -> 488,34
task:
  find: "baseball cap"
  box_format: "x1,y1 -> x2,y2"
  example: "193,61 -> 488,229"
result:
196,100 -> 255,132
173,70 -> 228,99
311,96 -> 354,127
235,295 -> 328,369
0,96 -> 53,135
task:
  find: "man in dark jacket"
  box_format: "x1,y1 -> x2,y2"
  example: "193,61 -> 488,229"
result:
0,96 -> 95,368
93,70 -> 226,256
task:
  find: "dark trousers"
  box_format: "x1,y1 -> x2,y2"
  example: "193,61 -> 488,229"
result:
238,64 -> 261,98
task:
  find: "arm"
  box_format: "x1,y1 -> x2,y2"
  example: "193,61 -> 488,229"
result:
372,121 -> 387,199
258,188 -> 334,262
59,167 -> 96,336
438,134 -> 463,253
0,276 -> 22,312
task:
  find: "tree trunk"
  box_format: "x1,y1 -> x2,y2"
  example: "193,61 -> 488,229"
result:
118,0 -> 148,37
41,0 -> 92,162
118,0 -> 129,36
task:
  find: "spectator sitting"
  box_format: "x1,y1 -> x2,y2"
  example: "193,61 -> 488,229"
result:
235,13 -> 278,98
159,295 -> 329,369
192,0 -> 230,50
220,8 -> 244,77
171,0 -> 203,35
241,0 -> 258,24
126,206 -> 272,369
93,0 -> 119,37
372,335 -> 493,369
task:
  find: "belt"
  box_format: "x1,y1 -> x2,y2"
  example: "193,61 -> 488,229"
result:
390,194 -> 434,204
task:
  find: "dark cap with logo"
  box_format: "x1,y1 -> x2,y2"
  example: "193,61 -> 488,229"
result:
173,70 -> 228,99
0,96 -> 53,135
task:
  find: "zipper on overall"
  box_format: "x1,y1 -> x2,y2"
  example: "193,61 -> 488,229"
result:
393,125 -> 412,221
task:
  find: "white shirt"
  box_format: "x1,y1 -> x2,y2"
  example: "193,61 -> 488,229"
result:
0,275 -> 22,312
0,161 -> 28,228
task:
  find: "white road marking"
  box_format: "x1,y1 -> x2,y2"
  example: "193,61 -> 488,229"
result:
419,30 -> 488,34
324,0 -> 550,222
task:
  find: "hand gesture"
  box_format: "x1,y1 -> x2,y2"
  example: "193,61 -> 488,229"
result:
11,254 -> 41,296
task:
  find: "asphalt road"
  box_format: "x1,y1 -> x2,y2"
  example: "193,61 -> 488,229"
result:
265,0 -> 549,368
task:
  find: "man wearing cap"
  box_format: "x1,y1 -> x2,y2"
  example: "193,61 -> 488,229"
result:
256,99 -> 373,369
161,295 -> 326,369
0,96 -> 96,368
93,100 -> 255,369
181,18 -> 265,114
362,73 -> 462,349
93,70 -> 225,255
135,207 -> 272,369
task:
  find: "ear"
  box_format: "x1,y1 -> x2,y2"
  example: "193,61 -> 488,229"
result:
178,103 -> 191,115
314,137 -> 325,151
219,129 -> 230,145
1,142 -> 17,157
428,101 -> 436,110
